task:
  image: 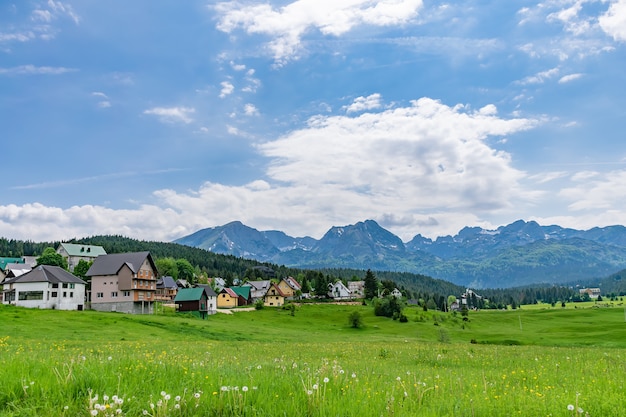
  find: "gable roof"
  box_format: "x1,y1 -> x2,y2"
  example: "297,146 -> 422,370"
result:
281,276 -> 301,291
265,283 -> 287,297
220,287 -> 239,298
4,263 -> 32,278
0,257 -> 24,271
174,287 -> 206,302
5,265 -> 86,285
245,280 -> 271,290
194,284 -> 217,297
157,276 -> 178,289
86,252 -> 156,277
57,243 -> 107,258
230,286 -> 251,299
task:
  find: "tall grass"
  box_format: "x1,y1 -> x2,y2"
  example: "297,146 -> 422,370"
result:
1,304 -> 625,416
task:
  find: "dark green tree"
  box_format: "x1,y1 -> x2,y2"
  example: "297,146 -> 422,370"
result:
73,259 -> 92,280
364,269 -> 378,300
176,258 -> 196,284
36,247 -> 68,270
155,257 -> 178,279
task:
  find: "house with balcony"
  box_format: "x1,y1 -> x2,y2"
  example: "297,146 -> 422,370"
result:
87,251 -> 158,314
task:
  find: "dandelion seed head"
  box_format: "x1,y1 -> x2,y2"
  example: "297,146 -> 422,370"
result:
90,410 -> 98,416
568,405 -> 575,411
174,404 -> 180,409
164,394 -> 171,401
194,392 -> 201,399
175,395 -> 181,402
323,377 -> 329,383
242,386 -> 249,392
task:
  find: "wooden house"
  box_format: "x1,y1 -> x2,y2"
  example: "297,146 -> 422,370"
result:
174,287 -> 216,318
217,287 -> 239,309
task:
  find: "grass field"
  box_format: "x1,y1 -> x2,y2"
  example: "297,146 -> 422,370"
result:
1,303 -> 625,416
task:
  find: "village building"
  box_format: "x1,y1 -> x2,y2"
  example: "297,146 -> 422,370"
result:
263,283 -> 286,307
347,281 -> 365,298
174,287 -> 216,318
56,243 -> 107,272
244,280 -> 271,301
2,265 -> 86,310
217,287 -> 239,309
87,251 -> 158,314
277,276 -> 301,300
328,281 -> 352,300
155,276 -> 178,302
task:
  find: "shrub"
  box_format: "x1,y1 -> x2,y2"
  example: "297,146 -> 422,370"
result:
348,311 -> 363,328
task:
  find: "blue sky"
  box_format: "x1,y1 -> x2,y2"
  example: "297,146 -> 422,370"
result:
1,0 -> 626,243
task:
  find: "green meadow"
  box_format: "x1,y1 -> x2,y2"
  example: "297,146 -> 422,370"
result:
1,303 -> 625,416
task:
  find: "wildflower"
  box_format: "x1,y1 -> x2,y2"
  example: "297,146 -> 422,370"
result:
174,404 -> 180,410
307,390 -> 313,395
108,356 -> 113,361
221,386 -> 229,392
396,377 -> 401,381
242,386 -> 249,392
567,405 -> 575,411
194,392 -> 201,399
143,411 -> 149,416
160,391 -> 167,397
312,384 -> 319,390
175,395 -> 181,402
104,395 -> 109,401
323,377 -> 330,383
91,410 -> 98,416
351,373 -> 357,378
164,394 -> 171,401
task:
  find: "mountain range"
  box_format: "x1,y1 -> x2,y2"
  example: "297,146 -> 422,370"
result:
174,219 -> 626,289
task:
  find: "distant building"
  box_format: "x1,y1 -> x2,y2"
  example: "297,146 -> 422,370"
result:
56,243 -> 107,272
348,281 -> 365,298
579,288 -> 601,299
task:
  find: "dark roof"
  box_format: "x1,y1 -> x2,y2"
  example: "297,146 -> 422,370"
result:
174,287 -> 206,302
194,284 -> 217,297
157,276 -> 178,289
6,265 -> 85,285
86,252 -> 156,276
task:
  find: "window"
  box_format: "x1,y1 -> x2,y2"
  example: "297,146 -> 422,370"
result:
52,283 -> 58,289
70,292 -> 74,298
18,291 -> 44,301
122,291 -> 130,297
62,283 -> 68,289
111,292 -> 118,298
96,292 -> 104,298
138,292 -> 144,300
51,292 -> 58,298
69,283 -> 75,289
63,292 -> 67,298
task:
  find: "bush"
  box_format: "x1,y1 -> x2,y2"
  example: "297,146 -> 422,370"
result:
348,311 -> 363,328
254,299 -> 264,310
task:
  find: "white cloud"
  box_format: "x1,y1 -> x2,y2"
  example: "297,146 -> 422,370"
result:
344,93 -> 382,113
244,103 -> 259,116
559,169 -> 626,211
230,61 -> 246,71
517,67 -> 559,85
219,81 -> 235,98
143,107 -> 195,124
0,65 -> 77,75
215,0 -> 424,63
0,97 -> 543,242
558,73 -> 583,83
599,0 -> 626,41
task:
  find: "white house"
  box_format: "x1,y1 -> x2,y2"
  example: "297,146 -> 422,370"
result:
328,281 -> 352,300
2,265 -> 86,310
348,281 -> 365,298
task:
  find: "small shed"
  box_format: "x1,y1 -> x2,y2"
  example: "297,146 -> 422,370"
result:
174,287 -> 210,319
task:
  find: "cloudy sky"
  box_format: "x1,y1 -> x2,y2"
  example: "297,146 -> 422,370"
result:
2,0 -> 626,243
